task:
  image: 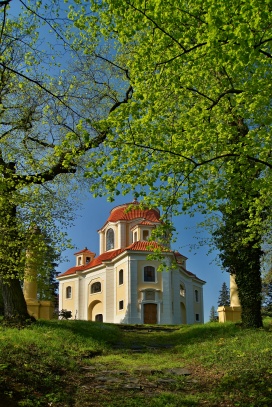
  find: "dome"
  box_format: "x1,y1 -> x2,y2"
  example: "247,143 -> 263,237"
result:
106,202 -> 161,224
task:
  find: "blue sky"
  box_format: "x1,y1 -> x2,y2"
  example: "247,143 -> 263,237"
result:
56,193 -> 229,323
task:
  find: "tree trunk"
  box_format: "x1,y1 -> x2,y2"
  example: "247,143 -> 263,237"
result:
0,179 -> 34,324
0,277 -> 32,323
213,202 -> 264,328
235,245 -> 263,328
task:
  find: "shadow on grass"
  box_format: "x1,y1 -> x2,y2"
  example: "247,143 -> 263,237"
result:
33,319 -> 121,344
108,322 -> 244,350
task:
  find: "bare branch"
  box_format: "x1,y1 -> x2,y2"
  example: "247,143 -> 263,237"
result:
0,61 -> 80,117
156,42 -> 207,67
109,85 -> 133,113
259,49 -> 272,58
121,140 -> 272,169
125,1 -> 187,52
0,0 -> 10,43
207,89 -> 243,110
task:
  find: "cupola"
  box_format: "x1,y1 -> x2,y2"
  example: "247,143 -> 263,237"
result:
74,247 -> 95,267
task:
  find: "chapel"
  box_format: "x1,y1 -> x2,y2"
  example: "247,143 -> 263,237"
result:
57,201 -> 205,324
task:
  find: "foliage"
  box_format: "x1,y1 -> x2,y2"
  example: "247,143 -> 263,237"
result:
69,0 -> 272,328
213,206 -> 263,327
217,282 -> 230,307
74,0 -> 272,239
0,319 -> 272,406
0,0 -> 129,320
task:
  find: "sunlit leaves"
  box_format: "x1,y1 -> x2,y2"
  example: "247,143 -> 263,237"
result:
69,0 -> 272,247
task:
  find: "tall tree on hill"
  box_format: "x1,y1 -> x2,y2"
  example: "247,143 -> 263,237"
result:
217,282 -> 230,308
0,2 -> 131,323
69,0 -> 272,327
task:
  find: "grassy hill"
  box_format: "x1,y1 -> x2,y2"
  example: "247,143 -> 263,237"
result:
0,319 -> 271,407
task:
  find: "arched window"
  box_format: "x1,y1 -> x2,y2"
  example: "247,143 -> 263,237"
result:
144,266 -> 155,282
119,269 -> 124,285
180,284 -> 185,297
66,286 -> 72,299
91,282 -> 102,294
195,289 -> 199,302
106,228 -> 114,250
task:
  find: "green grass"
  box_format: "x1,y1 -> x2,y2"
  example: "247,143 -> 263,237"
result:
0,318 -> 272,406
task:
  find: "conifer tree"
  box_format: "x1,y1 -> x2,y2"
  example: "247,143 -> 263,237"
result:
217,282 -> 230,307
209,306 -> 218,322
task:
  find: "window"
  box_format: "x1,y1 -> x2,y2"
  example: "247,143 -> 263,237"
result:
195,313 -> 200,322
119,300 -> 124,310
180,284 -> 185,297
119,269 -> 124,285
106,228 -> 114,250
144,266 -> 155,282
143,230 -> 149,241
86,257 -> 91,264
195,289 -> 199,302
134,231 -> 137,242
77,257 -> 82,266
95,314 -> 103,322
91,282 -> 101,294
66,286 -> 72,299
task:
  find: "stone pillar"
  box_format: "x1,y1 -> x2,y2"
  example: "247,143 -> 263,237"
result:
23,251 -> 38,301
217,274 -> 242,323
23,249 -> 41,319
230,274 -> 240,307
23,229 -> 54,320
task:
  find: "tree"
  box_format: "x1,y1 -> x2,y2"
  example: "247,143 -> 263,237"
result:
262,282 -> 272,317
69,0 -> 272,327
217,282 -> 230,307
209,306 -> 218,322
262,267 -> 272,317
0,2 -> 130,323
213,204 -> 263,327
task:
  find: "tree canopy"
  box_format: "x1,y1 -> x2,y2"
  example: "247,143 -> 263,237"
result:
71,0 -> 272,242
0,0 -> 129,321
67,0 -> 272,327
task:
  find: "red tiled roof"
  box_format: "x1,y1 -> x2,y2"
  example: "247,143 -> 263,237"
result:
59,266 -> 84,277
58,248 -> 125,277
58,242 -> 166,278
58,243 -> 205,283
139,220 -> 155,226
126,241 -> 169,252
74,248 -> 95,255
173,251 -> 188,262
89,248 -> 125,267
106,203 -> 161,223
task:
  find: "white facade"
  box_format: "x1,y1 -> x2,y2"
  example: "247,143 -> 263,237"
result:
57,202 -> 205,324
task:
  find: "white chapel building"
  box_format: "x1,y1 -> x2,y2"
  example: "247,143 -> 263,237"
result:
57,201 -> 205,324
